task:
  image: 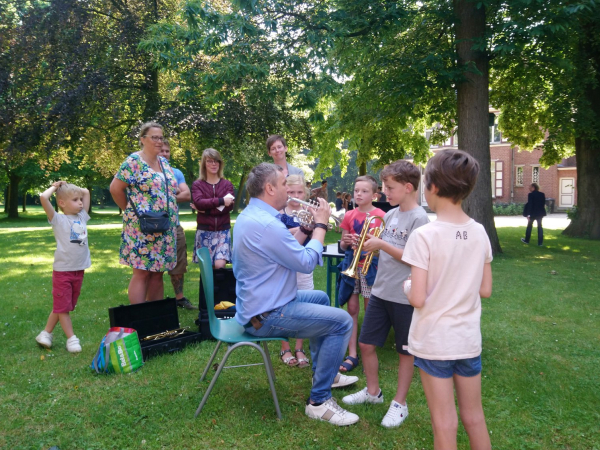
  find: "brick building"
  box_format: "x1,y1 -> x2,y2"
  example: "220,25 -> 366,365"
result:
419,113 -> 578,211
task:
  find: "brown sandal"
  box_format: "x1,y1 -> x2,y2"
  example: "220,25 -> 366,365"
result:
295,349 -> 310,369
280,349 -> 299,366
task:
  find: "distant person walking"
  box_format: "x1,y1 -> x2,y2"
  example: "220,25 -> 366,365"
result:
521,183 -> 546,246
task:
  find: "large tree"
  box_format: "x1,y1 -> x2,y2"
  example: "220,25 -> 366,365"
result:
491,0 -> 600,239
0,0 -> 179,217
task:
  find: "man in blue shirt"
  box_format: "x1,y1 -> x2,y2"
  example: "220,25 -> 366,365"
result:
233,163 -> 360,426
159,141 -> 195,309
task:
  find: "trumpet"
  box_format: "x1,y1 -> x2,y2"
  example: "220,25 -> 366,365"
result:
286,196 -> 341,231
341,214 -> 386,279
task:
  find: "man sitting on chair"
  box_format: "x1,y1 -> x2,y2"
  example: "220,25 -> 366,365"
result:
233,163 -> 360,426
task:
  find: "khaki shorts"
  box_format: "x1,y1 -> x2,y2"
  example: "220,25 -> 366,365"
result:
168,225 -> 188,275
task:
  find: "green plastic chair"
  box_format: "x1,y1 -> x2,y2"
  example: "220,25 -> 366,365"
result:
195,247 -> 288,420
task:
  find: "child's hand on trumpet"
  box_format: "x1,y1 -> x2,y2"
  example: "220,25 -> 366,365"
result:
341,231 -> 357,249
362,233 -> 383,253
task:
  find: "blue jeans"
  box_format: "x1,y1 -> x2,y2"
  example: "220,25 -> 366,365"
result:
244,290 -> 352,403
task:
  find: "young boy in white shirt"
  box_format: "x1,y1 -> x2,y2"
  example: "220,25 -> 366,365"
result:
342,161 -> 429,428
403,149 -> 493,449
36,181 -> 91,353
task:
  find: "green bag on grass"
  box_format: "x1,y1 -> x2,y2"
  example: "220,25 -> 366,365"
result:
91,327 -> 144,374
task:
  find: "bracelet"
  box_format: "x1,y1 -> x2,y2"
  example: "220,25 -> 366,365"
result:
313,223 -> 328,231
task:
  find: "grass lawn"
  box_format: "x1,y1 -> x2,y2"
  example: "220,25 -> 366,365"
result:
0,207 -> 599,449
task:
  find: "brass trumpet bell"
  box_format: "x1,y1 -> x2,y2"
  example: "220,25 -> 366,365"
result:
287,196 -> 340,231
341,214 -> 386,279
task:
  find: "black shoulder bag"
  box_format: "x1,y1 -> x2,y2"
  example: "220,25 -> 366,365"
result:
126,157 -> 170,234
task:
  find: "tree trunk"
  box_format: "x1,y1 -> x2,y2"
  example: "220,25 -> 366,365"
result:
563,138 -> 600,238
87,184 -> 93,214
234,170 -> 248,212
454,0 -> 502,255
22,192 -> 27,212
564,14 -> 600,239
143,67 -> 161,120
359,161 -> 366,176
7,172 -> 21,219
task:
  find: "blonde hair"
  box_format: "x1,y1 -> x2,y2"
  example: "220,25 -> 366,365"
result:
139,122 -> 163,148
286,174 -> 309,198
56,183 -> 84,208
199,148 -> 224,180
355,175 -> 378,193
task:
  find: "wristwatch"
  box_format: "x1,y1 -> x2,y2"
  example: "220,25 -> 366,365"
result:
299,225 -> 313,236
313,223 -> 328,231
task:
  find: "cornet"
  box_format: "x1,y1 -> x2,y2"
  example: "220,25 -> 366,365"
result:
286,196 -> 341,231
341,214 -> 386,279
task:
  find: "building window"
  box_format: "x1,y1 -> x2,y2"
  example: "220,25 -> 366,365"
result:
491,161 -> 503,198
532,166 -> 540,184
516,166 -> 524,186
489,116 -> 502,143
495,161 -> 503,197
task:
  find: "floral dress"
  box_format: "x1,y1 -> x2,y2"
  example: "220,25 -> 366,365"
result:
115,153 -> 178,272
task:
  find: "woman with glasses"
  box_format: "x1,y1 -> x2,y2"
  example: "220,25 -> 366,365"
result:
191,148 -> 235,269
109,122 -> 178,304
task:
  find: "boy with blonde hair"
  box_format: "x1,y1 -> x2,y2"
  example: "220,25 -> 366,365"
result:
338,175 -> 386,373
403,149 -> 492,449
342,161 -> 429,428
36,181 -> 91,353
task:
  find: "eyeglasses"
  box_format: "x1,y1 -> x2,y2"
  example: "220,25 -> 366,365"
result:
206,159 -> 220,165
143,135 -> 165,142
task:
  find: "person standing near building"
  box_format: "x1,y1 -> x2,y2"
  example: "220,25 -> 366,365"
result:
521,183 -> 546,246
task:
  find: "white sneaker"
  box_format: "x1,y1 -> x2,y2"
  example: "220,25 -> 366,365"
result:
342,387 -> 384,405
36,331 -> 53,349
305,397 -> 360,426
331,372 -> 359,388
66,335 -> 82,353
381,400 -> 409,428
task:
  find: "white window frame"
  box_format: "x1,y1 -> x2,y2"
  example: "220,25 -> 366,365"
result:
532,165 -> 540,184
515,166 -> 524,187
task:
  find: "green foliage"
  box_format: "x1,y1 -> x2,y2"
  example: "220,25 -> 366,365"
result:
490,0 -> 598,165
567,205 -> 579,221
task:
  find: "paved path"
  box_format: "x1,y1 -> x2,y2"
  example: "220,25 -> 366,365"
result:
426,213 -> 570,230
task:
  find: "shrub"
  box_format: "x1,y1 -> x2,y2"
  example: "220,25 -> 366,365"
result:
493,202 -> 525,216
567,205 -> 578,221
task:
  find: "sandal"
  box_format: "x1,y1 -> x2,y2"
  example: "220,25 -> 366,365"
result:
339,355 -> 359,373
295,348 -> 310,369
280,349 -> 299,366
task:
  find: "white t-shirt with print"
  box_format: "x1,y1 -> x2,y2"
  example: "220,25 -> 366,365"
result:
50,211 -> 91,271
370,206 -> 429,304
402,219 -> 493,360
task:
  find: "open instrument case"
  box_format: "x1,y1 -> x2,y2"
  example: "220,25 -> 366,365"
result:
109,298 -> 202,360
195,268 -> 237,340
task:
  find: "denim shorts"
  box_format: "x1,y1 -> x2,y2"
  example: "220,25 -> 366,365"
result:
414,355 -> 482,379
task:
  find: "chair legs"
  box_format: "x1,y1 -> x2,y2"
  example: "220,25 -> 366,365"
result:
200,340 -> 223,382
195,341 -> 283,420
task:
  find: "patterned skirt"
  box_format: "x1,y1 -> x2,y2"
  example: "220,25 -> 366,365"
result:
192,229 -> 232,264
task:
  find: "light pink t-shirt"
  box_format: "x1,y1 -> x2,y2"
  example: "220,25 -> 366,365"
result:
402,219 -> 493,360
